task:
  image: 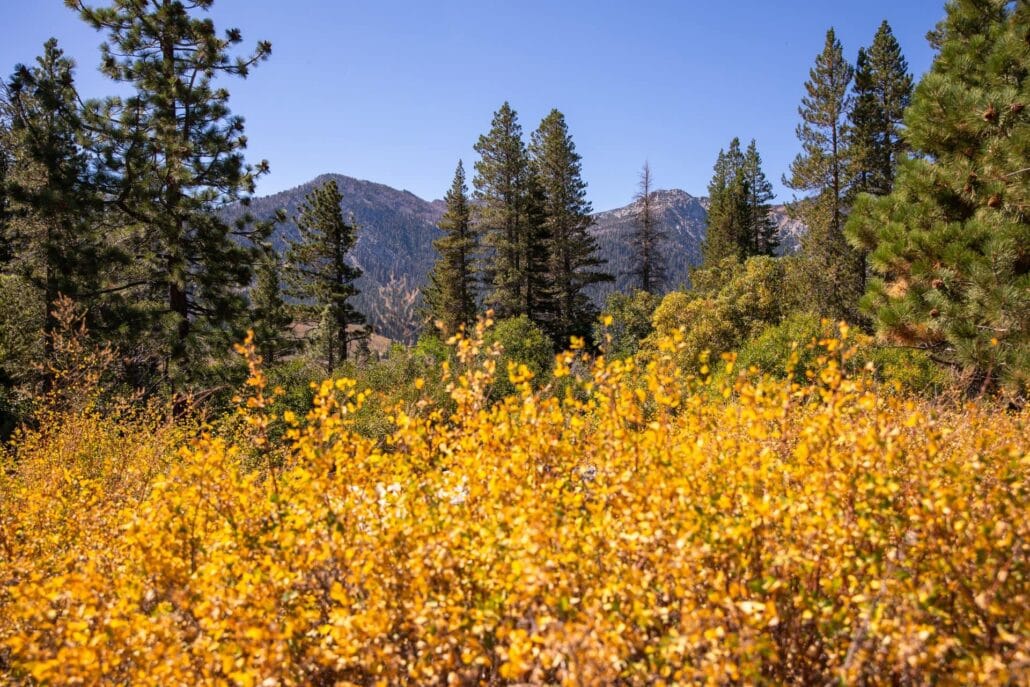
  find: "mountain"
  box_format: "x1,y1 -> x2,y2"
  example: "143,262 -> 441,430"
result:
588,189 -> 708,299
230,174 -> 445,343
769,205 -> 806,254
239,174 -> 803,342
587,193 -> 805,298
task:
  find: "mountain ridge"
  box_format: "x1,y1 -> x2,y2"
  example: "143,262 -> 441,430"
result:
238,174 -> 803,341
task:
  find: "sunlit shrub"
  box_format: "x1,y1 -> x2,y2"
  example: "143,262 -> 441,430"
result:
853,344 -> 952,396
483,315 -> 553,399
1,322 -> 1025,686
594,289 -> 661,358
737,312 -> 827,380
647,257 -> 791,373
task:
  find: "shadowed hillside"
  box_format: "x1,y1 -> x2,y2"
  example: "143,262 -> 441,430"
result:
236,175 -> 804,341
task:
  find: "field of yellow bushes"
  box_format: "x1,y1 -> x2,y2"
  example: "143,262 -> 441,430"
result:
1,324 -> 1026,685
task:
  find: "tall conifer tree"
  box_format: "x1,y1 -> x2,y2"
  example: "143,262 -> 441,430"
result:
849,48 -> 887,198
249,250 -> 293,365
868,20 -> 913,193
285,179 -> 365,373
631,161 -> 666,293
473,102 -> 551,323
0,114 -> 10,269
702,138 -> 777,281
70,0 -> 272,387
424,161 -> 477,336
530,109 -> 611,343
785,28 -> 863,319
2,40 -> 108,365
741,139 -> 778,256
849,22 -> 913,198
702,139 -> 747,267
847,0 -> 1028,396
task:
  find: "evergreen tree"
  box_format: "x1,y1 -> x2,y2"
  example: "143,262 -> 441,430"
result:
523,170 -> 556,329
423,160 -> 477,336
473,102 -> 551,323
785,28 -> 862,320
1,40 -> 108,366
530,109 -> 611,343
869,20 -> 913,192
285,179 -> 365,373
741,139 -> 779,256
0,113 -> 10,269
631,161 -> 666,293
249,250 -> 293,365
849,22 -> 913,198
701,139 -> 747,267
846,0 -> 1029,396
70,0 -> 272,388
702,137 -> 775,271
849,48 -> 887,198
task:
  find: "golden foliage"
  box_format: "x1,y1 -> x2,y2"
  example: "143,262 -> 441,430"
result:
1,325 -> 1026,685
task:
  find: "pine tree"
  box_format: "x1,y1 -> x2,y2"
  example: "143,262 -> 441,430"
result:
530,109 -> 611,343
0,114 -> 11,269
849,21 -> 913,198
846,0 -> 1029,396
785,28 -> 862,320
285,179 -> 365,373
631,161 -> 666,293
249,250 -> 293,365
701,137 -> 775,271
523,171 -> 556,329
741,139 -> 779,256
701,139 -> 747,267
473,102 -> 551,323
70,0 -> 272,388
867,20 -> 913,193
423,160 -> 477,336
849,48 -> 887,198
1,40 -> 108,366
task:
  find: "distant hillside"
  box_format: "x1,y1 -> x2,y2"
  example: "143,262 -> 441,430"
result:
588,189 -> 708,299
239,174 -> 804,342
769,204 -> 806,254
228,174 -> 445,342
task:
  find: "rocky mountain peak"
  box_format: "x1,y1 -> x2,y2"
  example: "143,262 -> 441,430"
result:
237,174 -> 804,342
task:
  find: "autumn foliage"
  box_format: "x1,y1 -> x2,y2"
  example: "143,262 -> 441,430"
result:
1,321 -> 1026,685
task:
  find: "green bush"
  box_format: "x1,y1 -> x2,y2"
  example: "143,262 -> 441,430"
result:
484,316 -> 554,399
736,313 -> 952,396
854,345 -> 951,396
646,256 -> 789,372
266,358 -> 321,418
413,332 -> 451,363
0,276 -> 42,440
339,344 -> 432,440
594,290 -> 661,358
737,313 -> 826,380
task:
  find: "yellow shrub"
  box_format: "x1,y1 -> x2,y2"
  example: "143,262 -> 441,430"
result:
1,326 -> 1026,685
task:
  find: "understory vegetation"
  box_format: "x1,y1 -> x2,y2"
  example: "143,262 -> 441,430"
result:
0,321 -> 1025,685
0,1 -> 1027,684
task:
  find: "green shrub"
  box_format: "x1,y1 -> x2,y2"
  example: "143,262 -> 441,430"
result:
0,276 -> 42,440
594,290 -> 661,358
266,358 -> 321,418
413,332 -> 451,363
737,313 -> 826,380
484,316 -> 554,399
736,313 -> 952,396
646,256 -> 789,372
854,345 -> 951,396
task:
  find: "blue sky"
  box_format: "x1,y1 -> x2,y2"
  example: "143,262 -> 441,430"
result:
2,1 -> 945,210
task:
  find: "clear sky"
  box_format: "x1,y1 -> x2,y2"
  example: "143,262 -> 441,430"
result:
2,0 -> 946,211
